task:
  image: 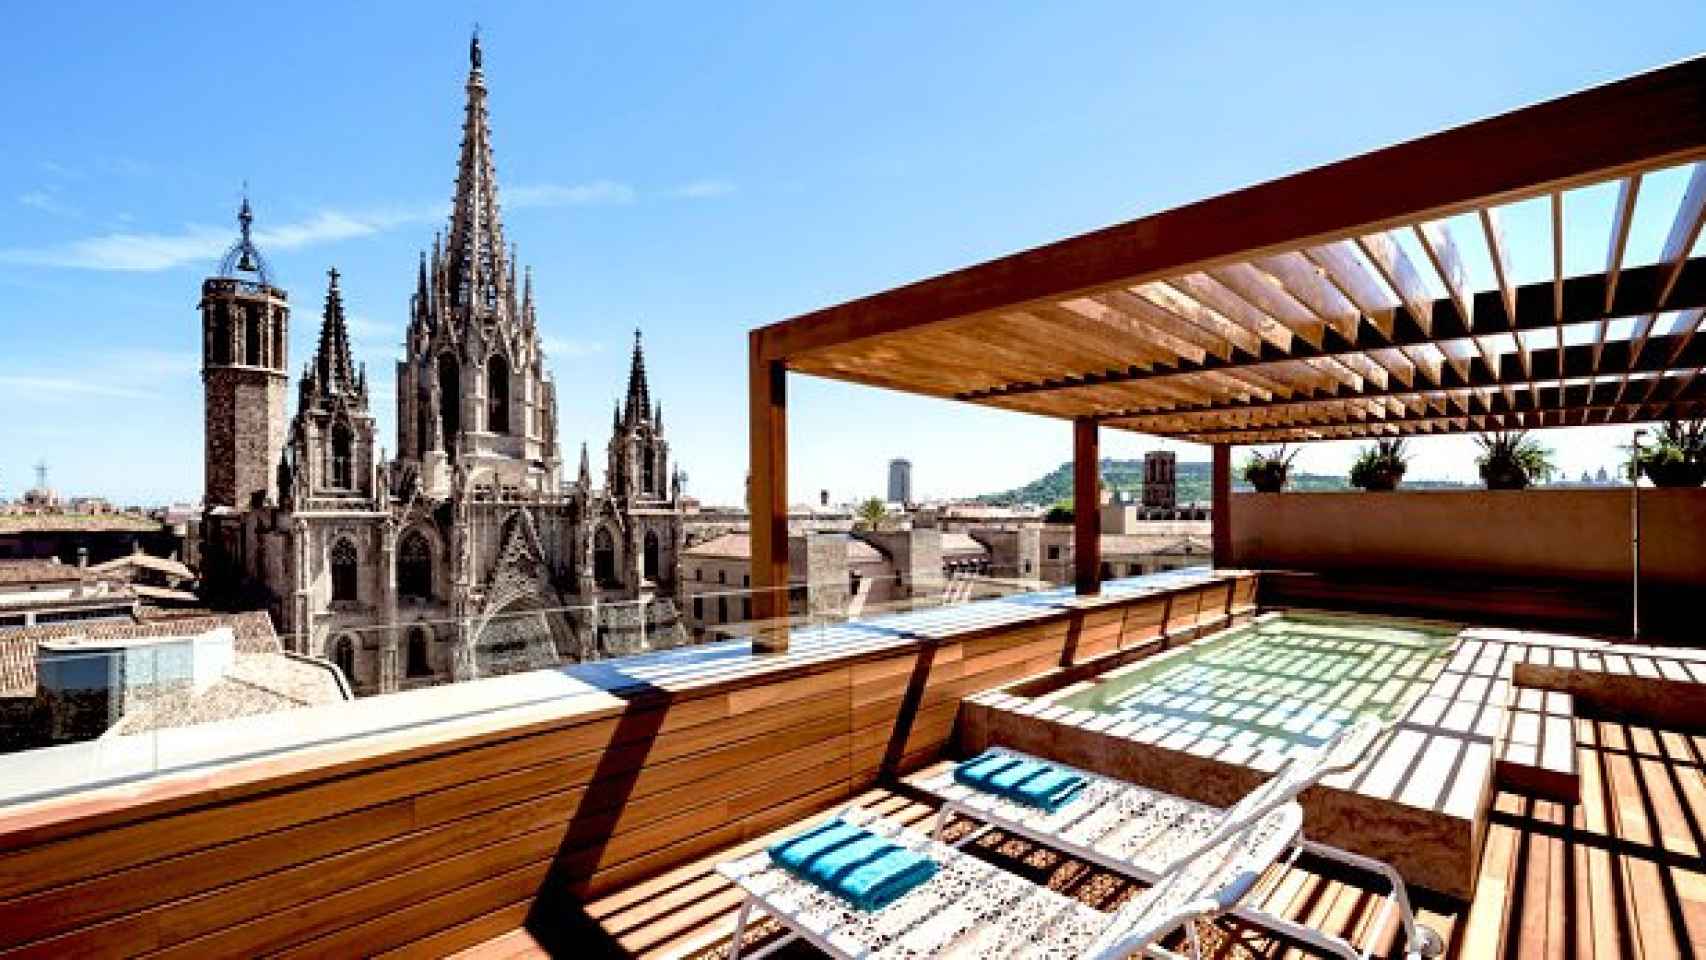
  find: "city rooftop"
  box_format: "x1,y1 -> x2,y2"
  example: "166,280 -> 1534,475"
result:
0,20 -> 1703,960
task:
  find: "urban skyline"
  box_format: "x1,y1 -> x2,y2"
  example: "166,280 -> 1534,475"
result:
2,3 -> 1702,507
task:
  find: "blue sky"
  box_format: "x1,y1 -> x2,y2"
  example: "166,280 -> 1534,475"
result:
0,2 -> 1701,506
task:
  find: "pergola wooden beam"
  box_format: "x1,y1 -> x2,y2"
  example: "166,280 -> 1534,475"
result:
755,57 -> 1706,364
1073,419 -> 1100,596
953,257 -> 1706,403
747,334 -> 789,653
1113,366 -> 1706,436
1095,329 -> 1706,424
1175,396 -> 1706,445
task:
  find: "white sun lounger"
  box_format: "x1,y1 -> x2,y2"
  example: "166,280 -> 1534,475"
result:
716,799 -> 1303,960
921,718 -> 1444,960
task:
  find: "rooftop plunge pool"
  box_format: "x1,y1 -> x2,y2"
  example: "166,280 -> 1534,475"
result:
1045,611 -> 1459,758
961,608 -> 1495,899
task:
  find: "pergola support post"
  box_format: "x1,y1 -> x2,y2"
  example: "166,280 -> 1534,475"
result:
1073,417 -> 1100,596
1211,444 -> 1232,568
749,335 -> 789,653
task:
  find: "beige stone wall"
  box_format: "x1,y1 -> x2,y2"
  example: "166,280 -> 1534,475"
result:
1229,488 -> 1706,587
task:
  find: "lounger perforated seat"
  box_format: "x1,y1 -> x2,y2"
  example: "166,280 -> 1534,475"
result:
923,719 -> 1444,960
717,802 -> 1303,960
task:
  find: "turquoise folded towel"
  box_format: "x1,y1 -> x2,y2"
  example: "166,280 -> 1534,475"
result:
952,750 -> 1022,790
1007,766 -> 1087,811
954,751 -> 1086,812
766,818 -> 938,912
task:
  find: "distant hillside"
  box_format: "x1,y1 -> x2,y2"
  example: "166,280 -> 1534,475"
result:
974,458 -> 1468,506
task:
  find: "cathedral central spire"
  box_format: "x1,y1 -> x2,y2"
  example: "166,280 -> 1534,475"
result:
446,29 -> 507,316
623,329 -> 652,424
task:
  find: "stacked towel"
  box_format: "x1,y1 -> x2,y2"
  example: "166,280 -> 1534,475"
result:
954,751 -> 1087,812
766,818 -> 939,912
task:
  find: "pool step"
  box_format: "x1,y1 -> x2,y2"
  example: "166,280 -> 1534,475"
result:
1495,687 -> 1580,803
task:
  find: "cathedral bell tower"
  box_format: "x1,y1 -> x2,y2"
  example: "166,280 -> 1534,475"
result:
201,196 -> 290,510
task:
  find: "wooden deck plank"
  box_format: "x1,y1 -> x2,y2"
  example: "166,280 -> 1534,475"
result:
455,713 -> 1706,960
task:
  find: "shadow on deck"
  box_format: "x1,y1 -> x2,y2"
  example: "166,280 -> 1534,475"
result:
460,712 -> 1706,960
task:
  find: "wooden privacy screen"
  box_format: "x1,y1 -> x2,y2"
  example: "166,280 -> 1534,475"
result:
0,575 -> 1254,959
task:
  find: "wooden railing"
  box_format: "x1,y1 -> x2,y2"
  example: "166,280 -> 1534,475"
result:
0,573 -> 1254,958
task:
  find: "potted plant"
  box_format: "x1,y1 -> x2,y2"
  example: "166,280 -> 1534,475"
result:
1637,418 -> 1706,488
1475,430 -> 1555,490
1242,445 -> 1298,493
1349,437 -> 1410,491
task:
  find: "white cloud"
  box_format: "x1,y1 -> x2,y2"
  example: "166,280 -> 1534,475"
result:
542,336 -> 604,358
35,157 -> 151,180
671,179 -> 736,200
0,176 -> 710,273
0,224 -> 231,271
0,205 -> 439,273
19,190 -> 78,217
507,180 -> 636,208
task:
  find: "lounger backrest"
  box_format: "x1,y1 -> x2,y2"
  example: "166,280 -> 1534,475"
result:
1081,800 -> 1305,960
1225,715 -> 1385,822
1157,716 -> 1386,877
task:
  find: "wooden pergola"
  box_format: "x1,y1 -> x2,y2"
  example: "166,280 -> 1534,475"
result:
747,56 -> 1706,647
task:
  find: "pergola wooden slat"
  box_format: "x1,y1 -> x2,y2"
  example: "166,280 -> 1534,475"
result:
747,56 -> 1706,629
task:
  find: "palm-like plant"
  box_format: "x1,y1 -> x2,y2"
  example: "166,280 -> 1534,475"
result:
1242,445 -> 1298,493
1637,418 -> 1706,488
855,497 -> 888,531
1349,437 -> 1411,491
1475,430 -> 1555,490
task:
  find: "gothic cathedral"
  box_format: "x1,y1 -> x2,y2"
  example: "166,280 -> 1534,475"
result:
198,36 -> 689,694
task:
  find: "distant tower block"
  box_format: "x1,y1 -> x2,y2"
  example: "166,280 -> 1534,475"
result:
1143,451 -> 1176,510
887,458 -> 913,504
201,195 -> 290,509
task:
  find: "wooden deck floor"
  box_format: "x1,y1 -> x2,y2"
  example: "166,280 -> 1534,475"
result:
459,714 -> 1706,959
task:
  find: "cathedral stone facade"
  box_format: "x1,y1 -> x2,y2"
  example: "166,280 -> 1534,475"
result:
199,37 -> 688,694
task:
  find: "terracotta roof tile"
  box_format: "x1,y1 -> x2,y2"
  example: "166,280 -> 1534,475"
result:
0,560 -> 87,586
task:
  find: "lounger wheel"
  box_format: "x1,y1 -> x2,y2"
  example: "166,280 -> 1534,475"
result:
1411,923 -> 1445,958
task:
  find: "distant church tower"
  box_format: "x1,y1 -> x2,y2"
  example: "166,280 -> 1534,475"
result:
201,196 -> 290,509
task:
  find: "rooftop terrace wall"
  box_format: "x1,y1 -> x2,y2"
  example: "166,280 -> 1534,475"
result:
0,571 -> 1252,957
1229,488 -> 1706,636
